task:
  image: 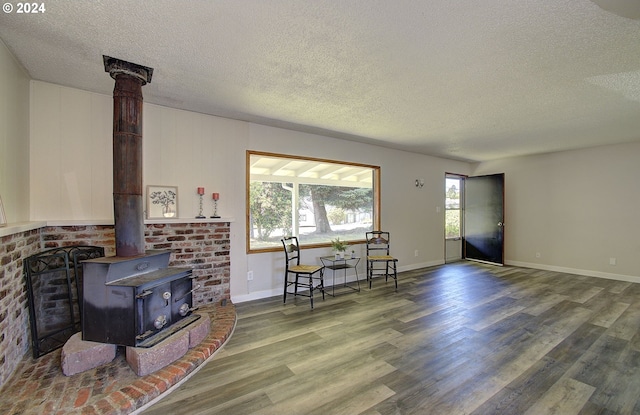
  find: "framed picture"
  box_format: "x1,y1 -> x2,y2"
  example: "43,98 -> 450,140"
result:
0,195 -> 6,227
146,185 -> 178,219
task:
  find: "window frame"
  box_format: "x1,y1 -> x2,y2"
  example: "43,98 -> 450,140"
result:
246,150 -> 381,254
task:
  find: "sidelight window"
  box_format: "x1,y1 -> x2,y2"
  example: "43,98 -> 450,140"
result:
445,175 -> 463,238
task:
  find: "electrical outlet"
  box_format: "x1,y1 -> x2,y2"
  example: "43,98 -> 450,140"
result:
609,258 -> 617,266
414,250 -> 419,257
535,252 -> 541,258
247,271 -> 254,280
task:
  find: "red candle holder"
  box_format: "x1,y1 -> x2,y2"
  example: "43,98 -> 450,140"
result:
196,187 -> 205,218
211,193 -> 220,218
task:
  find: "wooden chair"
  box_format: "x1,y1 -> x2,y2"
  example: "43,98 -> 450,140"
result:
281,236 -> 325,309
366,231 -> 398,290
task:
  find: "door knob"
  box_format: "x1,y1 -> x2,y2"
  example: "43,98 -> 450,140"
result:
498,222 -> 503,227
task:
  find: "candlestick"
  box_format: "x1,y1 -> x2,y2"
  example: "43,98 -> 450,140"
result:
196,187 -> 205,218
211,193 -> 220,218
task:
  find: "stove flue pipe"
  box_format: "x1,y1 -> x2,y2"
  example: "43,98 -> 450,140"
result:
103,56 -> 154,257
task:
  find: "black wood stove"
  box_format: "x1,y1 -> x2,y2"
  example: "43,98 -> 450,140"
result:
82,250 -> 199,347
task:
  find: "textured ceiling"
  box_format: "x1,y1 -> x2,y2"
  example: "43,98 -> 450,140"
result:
1,0 -> 640,162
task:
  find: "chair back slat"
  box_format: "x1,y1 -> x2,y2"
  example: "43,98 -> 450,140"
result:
366,231 -> 391,256
282,236 -> 301,266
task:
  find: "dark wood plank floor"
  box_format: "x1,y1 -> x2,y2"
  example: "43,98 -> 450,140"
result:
141,262 -> 640,415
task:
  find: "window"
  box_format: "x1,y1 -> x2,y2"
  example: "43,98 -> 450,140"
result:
247,151 -> 380,253
445,175 -> 463,239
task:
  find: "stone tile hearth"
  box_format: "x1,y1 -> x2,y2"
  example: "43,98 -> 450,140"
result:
0,302 -> 236,415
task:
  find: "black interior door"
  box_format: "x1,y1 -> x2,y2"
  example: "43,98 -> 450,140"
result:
464,173 -> 504,265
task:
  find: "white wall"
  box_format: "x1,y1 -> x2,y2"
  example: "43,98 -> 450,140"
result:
473,142 -> 640,282
30,81 -> 112,220
29,81 -> 471,301
0,40 -> 30,223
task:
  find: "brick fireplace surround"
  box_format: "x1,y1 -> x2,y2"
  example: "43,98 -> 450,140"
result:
0,220 -> 234,414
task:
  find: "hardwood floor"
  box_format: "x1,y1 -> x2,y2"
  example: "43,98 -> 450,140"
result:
141,262 -> 640,415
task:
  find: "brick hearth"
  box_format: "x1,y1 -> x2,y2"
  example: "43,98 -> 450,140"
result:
0,220 -> 232,395
0,302 -> 236,415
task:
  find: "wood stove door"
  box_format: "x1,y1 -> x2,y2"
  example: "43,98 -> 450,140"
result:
171,277 -> 194,320
137,281 -> 173,338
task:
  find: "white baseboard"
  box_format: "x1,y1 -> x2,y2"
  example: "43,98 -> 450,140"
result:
399,259 -> 445,272
506,260 -> 640,284
232,288 -> 282,303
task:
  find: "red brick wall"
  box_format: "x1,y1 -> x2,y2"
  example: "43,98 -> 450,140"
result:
144,222 -> 231,305
42,225 -> 116,255
0,229 -> 42,387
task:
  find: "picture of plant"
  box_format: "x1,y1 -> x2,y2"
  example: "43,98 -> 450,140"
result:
146,186 -> 179,219
150,190 -> 176,209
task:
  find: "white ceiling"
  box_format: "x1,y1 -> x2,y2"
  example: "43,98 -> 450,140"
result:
1,0 -> 640,162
